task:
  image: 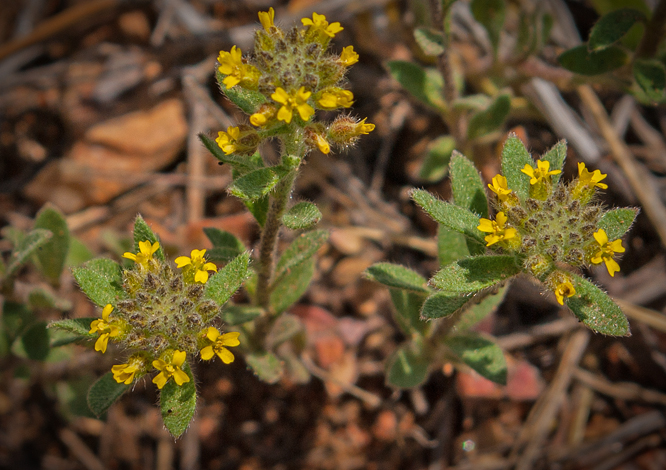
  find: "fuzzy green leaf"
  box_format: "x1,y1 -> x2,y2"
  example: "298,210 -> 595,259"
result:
598,208 -> 638,240
5,229 -> 52,280
430,255 -> 520,293
411,189 -> 485,243
386,340 -> 431,389
48,318 -> 97,338
87,372 -> 131,417
438,225 -> 471,266
500,134 -> 534,201
28,287 -> 72,311
72,258 -> 125,307
270,258 -> 315,314
390,289 -> 428,335
219,305 -> 263,325
199,134 -> 262,174
244,195 -> 269,228
133,215 -> 165,262
18,321 -> 50,361
445,333 -> 507,384
386,61 -> 445,110
588,9 -> 646,51
633,59 -> 666,102
216,71 -> 267,114
419,136 -> 456,182
540,140 -> 567,184
450,151 -> 488,217
266,313 -> 303,350
558,45 -> 628,76
1,301 -> 34,341
414,27 -> 445,56
282,202 -> 322,230
455,284 -> 510,331
229,167 -> 280,201
204,252 -> 250,306
246,351 -> 284,384
420,292 -> 471,320
33,204 -> 70,283
203,228 -> 246,263
467,94 -> 511,140
366,263 -> 430,293
566,274 -> 629,336
471,0 -> 506,55
160,362 -> 197,438
275,230 -> 328,283
66,237 -> 94,267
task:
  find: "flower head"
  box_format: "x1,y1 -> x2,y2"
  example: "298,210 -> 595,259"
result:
123,240 -> 160,269
477,212 -> 517,246
152,350 -> 190,389
301,12 -> 343,39
488,174 -> 512,202
521,160 -> 561,185
317,89 -> 354,110
271,87 -> 315,123
217,46 -> 260,89
339,46 -> 359,66
591,229 -> 625,277
578,162 -> 608,190
175,249 -> 218,284
554,281 -> 576,305
258,7 -> 275,31
216,126 -> 240,155
89,304 -> 120,354
200,327 -> 240,364
112,355 -> 147,385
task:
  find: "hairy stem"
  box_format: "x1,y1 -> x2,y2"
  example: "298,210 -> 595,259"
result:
635,0 -> 666,59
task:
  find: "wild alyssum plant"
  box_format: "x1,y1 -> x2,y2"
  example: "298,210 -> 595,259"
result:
367,135 -> 636,388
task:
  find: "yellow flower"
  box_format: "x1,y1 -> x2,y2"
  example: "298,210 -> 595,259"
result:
175,249 -> 218,284
200,327 -> 240,364
301,12 -> 343,39
152,350 -> 190,389
591,229 -> 625,277
123,240 -> 160,269
521,160 -> 561,185
354,117 -> 375,135
217,46 -> 259,89
578,162 -> 608,190
317,89 -> 354,110
271,87 -> 315,123
258,7 -> 274,31
339,46 -> 359,66
477,212 -> 517,246
112,356 -> 145,385
488,174 -> 512,202
89,304 -> 119,354
314,134 -> 330,154
554,281 -> 576,305
216,126 -> 240,155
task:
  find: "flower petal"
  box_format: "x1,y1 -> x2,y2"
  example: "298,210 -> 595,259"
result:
219,332 -> 241,347
152,372 -> 168,389
604,258 -> 621,277
215,347 -> 235,364
200,345 -> 215,361
175,256 -> 192,268
172,350 -> 187,367
194,269 -> 209,284
593,230 -> 608,246
173,369 -> 190,386
206,326 -> 221,342
95,333 -> 109,353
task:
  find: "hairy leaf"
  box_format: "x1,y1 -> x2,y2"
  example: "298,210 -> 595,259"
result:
450,151 -> 488,217
501,134 -> 533,201
133,215 -> 165,262
588,8 -> 646,51
88,372 -> 131,417
414,27 -> 445,56
72,258 -> 124,307
445,333 -> 507,384
33,204 -> 70,283
565,274 -> 629,336
246,351 -> 283,384
430,255 -> 520,293
633,59 -> 666,102
540,140 -> 567,184
467,94 -> 511,140
274,230 -> 328,283
558,45 -> 628,76
204,252 -> 250,306
411,189 -> 485,243
366,263 -> 430,293
282,202 -> 322,230
161,362 -> 197,438
270,258 -> 314,314
419,136 -> 456,182
471,0 -> 506,55
386,340 -> 431,389
204,228 -> 246,263
598,208 -> 638,241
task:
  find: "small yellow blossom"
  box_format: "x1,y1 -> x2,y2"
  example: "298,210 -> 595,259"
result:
123,240 -> 160,269
258,7 -> 274,31
200,327 -> 240,364
339,46 -> 359,66
317,89 -> 354,110
301,12 -> 343,39
488,175 -> 512,202
314,134 -> 330,154
89,304 -> 119,354
217,46 -> 259,89
152,350 -> 190,389
554,281 -> 576,305
477,212 -> 517,246
354,117 -> 375,135
578,162 -> 608,190
112,357 -> 143,385
175,249 -> 218,284
521,160 -> 561,185
271,87 -> 315,123
216,126 -> 240,155
591,229 -> 625,277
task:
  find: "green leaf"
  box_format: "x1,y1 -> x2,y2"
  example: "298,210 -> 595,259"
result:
500,134 -> 534,202
471,0 -> 506,55
200,134 -> 262,174
386,340 -> 431,389
366,262 -> 430,293
216,70 -> 267,114
450,151 -> 488,217
5,229 -> 52,280
467,94 -> 511,140
161,362 -> 197,438
72,258 -> 125,307
565,274 -> 629,336
390,289 -> 428,335
438,225 -> 471,266
203,228 -> 246,263
133,215 -> 165,262
410,189 -> 485,243
16,321 -> 50,361
204,252 -> 250,306
87,372 -> 130,417
421,292 -> 471,319
33,204 -> 70,284
270,258 -> 314,314
66,237 -> 94,267
28,287 -> 72,311
48,318 -> 97,338
274,230 -> 329,283
229,167 -> 280,201
246,351 -> 284,384
244,195 -> 270,228
386,61 -> 445,110
455,284 -> 509,331
633,59 -> 666,102
540,140 -> 567,184
588,9 -> 646,51
598,208 -> 638,240
282,202 -> 322,230
419,136 -> 455,183
430,255 -> 520,293
266,313 -> 303,350
414,27 -> 445,56
1,301 -> 34,341
220,305 -> 263,325
557,45 -> 629,76
445,333 -> 507,384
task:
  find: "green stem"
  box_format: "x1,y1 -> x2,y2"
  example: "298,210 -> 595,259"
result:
636,0 -> 666,59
